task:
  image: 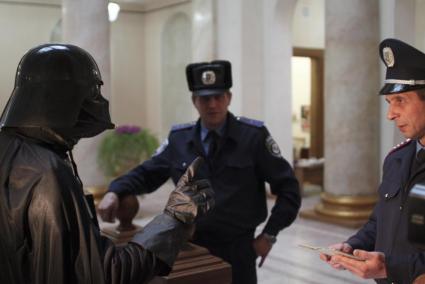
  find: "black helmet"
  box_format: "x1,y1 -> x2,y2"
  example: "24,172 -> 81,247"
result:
0,44 -> 114,144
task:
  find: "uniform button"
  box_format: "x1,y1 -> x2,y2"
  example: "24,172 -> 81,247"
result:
385,193 -> 389,198
182,162 -> 187,167
400,206 -> 403,210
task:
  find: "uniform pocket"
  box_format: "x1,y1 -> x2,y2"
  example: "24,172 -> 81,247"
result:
220,157 -> 256,186
226,157 -> 254,169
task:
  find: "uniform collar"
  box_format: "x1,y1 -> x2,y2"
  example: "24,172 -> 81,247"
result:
416,140 -> 425,154
391,139 -> 416,160
188,112 -> 240,145
200,121 -> 226,142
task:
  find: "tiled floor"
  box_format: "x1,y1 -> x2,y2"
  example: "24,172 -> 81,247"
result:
100,182 -> 374,283
255,195 -> 373,284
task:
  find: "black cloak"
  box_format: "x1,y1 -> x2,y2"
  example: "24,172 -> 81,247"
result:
0,130 -> 190,284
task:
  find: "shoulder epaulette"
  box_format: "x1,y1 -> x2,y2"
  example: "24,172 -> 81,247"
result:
388,139 -> 412,155
171,121 -> 196,132
236,116 -> 264,128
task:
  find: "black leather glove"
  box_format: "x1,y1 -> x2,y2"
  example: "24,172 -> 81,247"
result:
164,157 -> 214,224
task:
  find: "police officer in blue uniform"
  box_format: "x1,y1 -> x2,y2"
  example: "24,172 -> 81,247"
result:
320,39 -> 425,283
99,60 -> 301,284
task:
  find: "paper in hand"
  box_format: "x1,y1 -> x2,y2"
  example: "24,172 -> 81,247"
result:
298,243 -> 364,261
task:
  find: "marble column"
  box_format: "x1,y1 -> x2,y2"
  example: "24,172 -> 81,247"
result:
191,0 -> 215,62
301,0 -> 380,227
263,0 -> 297,163
62,0 -> 111,195
214,0 -> 294,160
215,0 -> 243,115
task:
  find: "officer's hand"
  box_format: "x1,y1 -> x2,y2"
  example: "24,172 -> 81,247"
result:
331,250 -> 387,279
319,242 -> 353,270
98,192 -> 119,223
253,234 -> 273,267
414,274 -> 425,284
164,157 -> 214,224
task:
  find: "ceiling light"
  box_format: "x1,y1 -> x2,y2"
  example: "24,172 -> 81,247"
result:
108,2 -> 120,22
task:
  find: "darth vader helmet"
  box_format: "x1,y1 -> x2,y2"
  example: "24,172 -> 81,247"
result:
0,44 -> 115,146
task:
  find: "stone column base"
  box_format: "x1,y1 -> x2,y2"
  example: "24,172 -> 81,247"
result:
300,192 -> 378,228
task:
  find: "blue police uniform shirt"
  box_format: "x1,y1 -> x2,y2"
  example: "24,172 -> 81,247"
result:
108,112 -> 301,241
347,138 -> 425,283
416,141 -> 425,154
200,122 -> 225,154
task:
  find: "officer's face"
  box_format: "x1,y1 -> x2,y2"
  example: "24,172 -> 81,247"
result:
386,91 -> 425,144
192,92 -> 231,129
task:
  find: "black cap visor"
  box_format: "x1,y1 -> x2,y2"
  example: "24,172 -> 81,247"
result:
379,83 -> 425,95
193,89 -> 228,97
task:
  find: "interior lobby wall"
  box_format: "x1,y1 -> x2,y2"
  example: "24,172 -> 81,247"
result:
143,2 -> 192,139
292,0 -> 325,49
0,3 -> 60,111
110,11 -> 146,130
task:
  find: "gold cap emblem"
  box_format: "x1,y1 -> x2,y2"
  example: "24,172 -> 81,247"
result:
201,70 -> 216,85
383,47 -> 395,67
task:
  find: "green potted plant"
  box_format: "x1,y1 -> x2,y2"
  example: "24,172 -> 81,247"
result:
97,125 -> 159,180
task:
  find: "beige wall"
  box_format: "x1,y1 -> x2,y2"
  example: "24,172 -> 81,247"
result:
0,1 -> 194,141
292,0 -> 325,49
142,2 -> 193,139
106,2 -> 195,140
110,11 -> 145,128
144,3 -> 192,137
0,3 -> 60,110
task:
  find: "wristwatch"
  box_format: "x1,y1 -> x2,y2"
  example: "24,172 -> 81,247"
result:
262,233 -> 277,245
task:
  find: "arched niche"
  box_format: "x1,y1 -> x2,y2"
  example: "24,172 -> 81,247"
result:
161,12 -> 192,134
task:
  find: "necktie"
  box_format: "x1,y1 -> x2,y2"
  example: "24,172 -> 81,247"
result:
207,131 -> 219,159
411,149 -> 425,175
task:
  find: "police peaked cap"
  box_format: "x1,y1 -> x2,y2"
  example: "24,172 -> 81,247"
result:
186,60 -> 232,96
379,38 -> 425,94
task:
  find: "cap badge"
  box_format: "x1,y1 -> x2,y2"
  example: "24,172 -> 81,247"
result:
201,70 -> 216,85
383,47 -> 395,67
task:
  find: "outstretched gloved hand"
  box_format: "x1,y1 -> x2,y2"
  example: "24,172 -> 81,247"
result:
164,157 -> 214,224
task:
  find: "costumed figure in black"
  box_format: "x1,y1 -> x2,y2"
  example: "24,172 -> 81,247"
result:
320,39 -> 425,284
99,60 -> 301,284
0,44 -> 214,284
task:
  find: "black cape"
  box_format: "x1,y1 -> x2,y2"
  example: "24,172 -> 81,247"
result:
0,130 -> 190,284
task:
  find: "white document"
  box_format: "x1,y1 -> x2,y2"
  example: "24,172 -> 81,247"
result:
298,243 -> 364,261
